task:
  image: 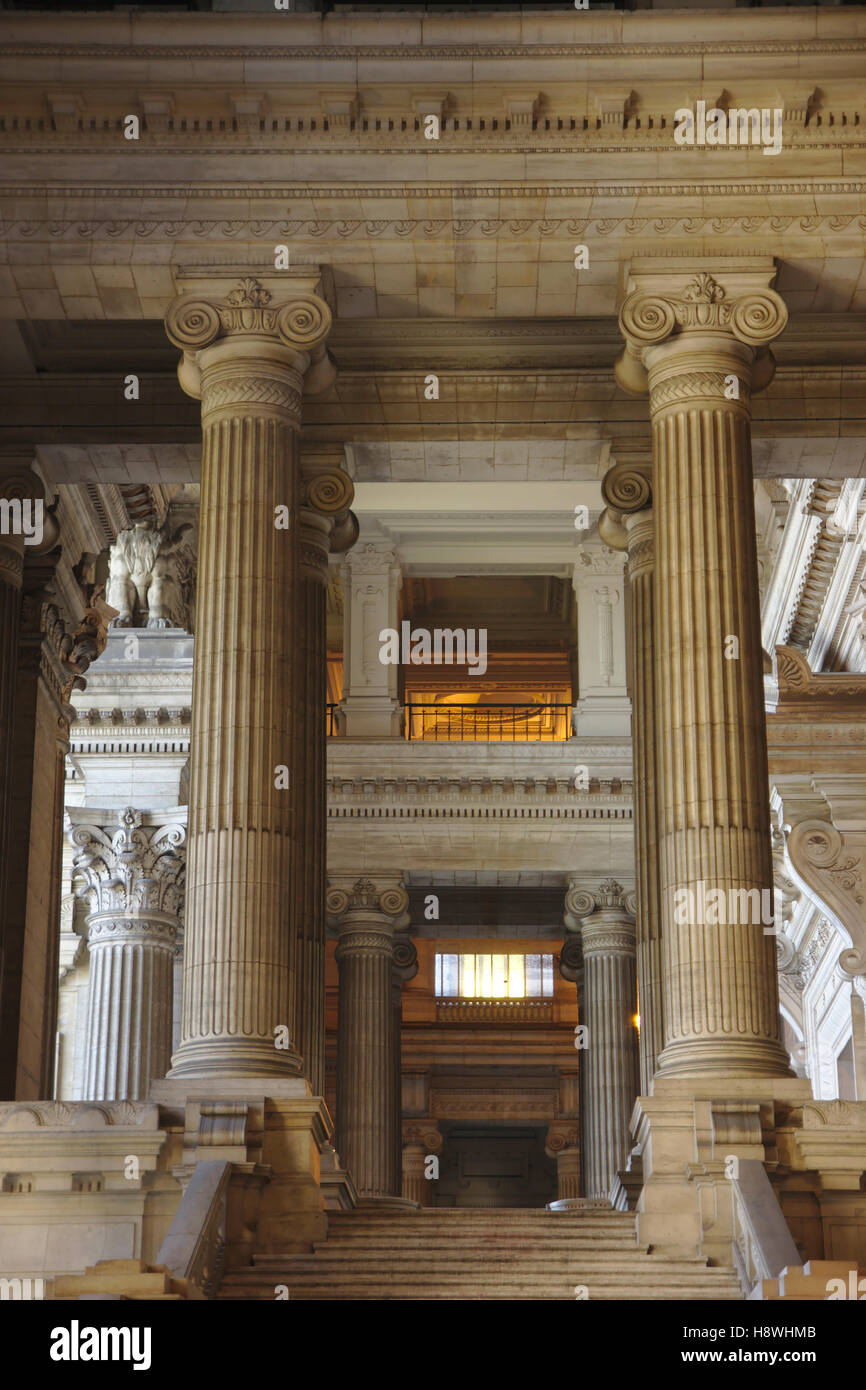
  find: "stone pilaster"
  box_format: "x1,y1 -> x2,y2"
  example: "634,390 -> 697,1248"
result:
545,1124 -> 581,1204
291,444 -> 356,1096
165,273 -> 332,1079
327,875 -> 410,1201
571,541 -> 630,737
402,1121 -> 442,1207
68,808 -> 186,1101
617,261 -> 792,1080
338,530 -> 403,738
599,454 -> 663,1092
565,880 -> 639,1201
391,934 -> 418,1198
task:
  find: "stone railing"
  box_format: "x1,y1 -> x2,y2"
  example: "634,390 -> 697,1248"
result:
729,1158 -> 801,1296
435,999 -> 554,1024
155,1160 -> 231,1300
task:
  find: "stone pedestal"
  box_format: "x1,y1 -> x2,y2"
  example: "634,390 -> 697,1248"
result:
67,807 -> 186,1101
327,876 -> 410,1200
165,273 -> 332,1080
566,881 -> 639,1200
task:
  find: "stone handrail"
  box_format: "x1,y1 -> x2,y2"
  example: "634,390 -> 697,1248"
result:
730,1158 -> 801,1295
155,1160 -> 231,1300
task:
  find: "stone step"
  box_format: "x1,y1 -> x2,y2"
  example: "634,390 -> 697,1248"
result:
220,1281 -> 742,1302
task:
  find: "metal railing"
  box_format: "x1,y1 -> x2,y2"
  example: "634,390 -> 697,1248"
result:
326,703 -> 340,736
405,702 -> 571,742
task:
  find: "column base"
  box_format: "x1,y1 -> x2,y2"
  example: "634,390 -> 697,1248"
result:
167,1037 -> 304,1080
340,697 -> 403,738
547,1198 -> 612,1212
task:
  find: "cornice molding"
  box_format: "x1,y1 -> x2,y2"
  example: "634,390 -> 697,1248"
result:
3,41 -> 864,61
775,645 -> 866,705
5,212 -> 866,243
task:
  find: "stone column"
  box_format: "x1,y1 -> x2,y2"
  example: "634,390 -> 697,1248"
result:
68,808 -> 186,1100
402,1122 -> 442,1207
599,455 -> 664,1092
571,541 -> 631,737
164,273 -> 332,1079
326,875 -> 410,1201
339,530 -> 403,737
617,262 -> 791,1079
565,880 -> 639,1200
291,445 -> 356,1096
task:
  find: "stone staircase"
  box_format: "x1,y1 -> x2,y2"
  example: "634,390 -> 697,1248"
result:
219,1207 -> 745,1301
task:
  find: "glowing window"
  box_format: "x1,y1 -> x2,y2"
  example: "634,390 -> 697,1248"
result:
435,952 -> 554,999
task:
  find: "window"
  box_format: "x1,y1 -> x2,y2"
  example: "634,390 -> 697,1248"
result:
435,952 -> 554,999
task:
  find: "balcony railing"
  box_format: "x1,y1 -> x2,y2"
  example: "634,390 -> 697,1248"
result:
326,702 -> 572,741
436,999 -> 554,1023
406,703 -> 571,742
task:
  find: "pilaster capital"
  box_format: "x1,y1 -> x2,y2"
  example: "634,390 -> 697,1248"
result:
298,446 -> 358,573
165,273 -> 333,423
616,261 -> 787,398
327,874 -> 411,940
402,1120 -> 442,1154
67,806 -> 187,942
545,1124 -> 580,1158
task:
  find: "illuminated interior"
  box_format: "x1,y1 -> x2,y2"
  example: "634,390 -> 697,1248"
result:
435,952 -> 555,999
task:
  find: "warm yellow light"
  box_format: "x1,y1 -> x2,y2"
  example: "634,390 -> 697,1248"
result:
633,1013 -> 641,1030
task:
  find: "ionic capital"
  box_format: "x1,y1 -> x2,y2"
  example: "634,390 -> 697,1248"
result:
392,933 -> 419,984
565,878 -> 637,954
616,262 -> 787,398
165,273 -> 333,424
327,874 -> 411,943
598,455 -> 653,554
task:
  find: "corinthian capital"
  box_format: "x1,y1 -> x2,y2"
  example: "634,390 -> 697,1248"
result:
616,260 -> 787,397
68,807 -> 187,926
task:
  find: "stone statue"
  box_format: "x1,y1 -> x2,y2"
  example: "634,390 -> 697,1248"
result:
106,521 -> 195,630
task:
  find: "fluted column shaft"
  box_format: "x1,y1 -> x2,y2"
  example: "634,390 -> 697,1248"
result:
626,510 -> 663,1092
69,809 -> 186,1101
291,456 -> 356,1096
165,276 -> 332,1078
601,461 -> 664,1093
580,910 -> 639,1200
618,266 -> 792,1079
84,925 -> 177,1101
292,506 -> 331,1095
328,877 -> 409,1199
